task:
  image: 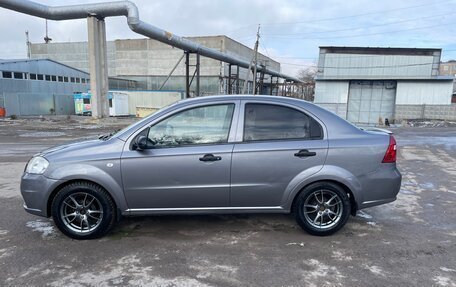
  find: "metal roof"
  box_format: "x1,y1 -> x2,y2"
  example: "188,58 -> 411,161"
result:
0,58 -> 89,75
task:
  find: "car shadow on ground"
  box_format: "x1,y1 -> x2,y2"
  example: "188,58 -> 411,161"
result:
108,213 -> 300,239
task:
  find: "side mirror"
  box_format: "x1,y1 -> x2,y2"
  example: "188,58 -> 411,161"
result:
134,135 -> 148,151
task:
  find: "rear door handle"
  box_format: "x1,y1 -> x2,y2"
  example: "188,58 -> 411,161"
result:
199,154 -> 222,162
294,149 -> 316,157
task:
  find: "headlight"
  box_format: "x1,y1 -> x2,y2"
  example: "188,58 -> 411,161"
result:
26,156 -> 49,174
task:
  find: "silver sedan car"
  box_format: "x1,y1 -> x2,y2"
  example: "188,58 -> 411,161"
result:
21,95 -> 401,239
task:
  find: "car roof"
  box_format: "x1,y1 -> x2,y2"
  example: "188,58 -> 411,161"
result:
180,94 -> 309,105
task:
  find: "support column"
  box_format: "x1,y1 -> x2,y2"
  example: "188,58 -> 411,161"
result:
87,16 -> 109,118
196,53 -> 200,97
228,64 -> 232,94
185,51 -> 190,98
236,66 -> 240,94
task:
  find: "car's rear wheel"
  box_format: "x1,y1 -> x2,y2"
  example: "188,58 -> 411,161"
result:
294,182 -> 350,236
51,182 -> 116,239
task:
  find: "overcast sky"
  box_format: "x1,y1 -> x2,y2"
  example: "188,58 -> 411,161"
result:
0,0 -> 455,76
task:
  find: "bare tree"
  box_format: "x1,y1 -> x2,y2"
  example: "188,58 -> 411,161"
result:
296,66 -> 317,101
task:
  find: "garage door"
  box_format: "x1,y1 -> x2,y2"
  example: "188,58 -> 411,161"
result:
347,80 -> 396,125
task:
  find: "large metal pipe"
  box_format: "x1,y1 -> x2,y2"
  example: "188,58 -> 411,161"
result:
0,0 -> 302,83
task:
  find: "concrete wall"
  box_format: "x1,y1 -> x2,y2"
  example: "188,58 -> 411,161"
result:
113,90 -> 183,115
396,81 -> 453,105
30,36 -> 281,95
396,104 -> 456,121
314,103 -> 348,119
30,36 -> 279,78
314,81 -> 349,103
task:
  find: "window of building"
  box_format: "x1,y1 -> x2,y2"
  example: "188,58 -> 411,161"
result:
86,79 -> 90,84
243,104 -> 323,141
81,78 -> 86,84
58,76 -> 63,82
70,77 -> 75,83
2,71 -> 12,79
37,74 -> 44,80
146,104 -> 235,148
76,78 -> 80,83
30,73 -> 37,80
45,75 -> 51,81
64,76 -> 69,82
109,98 -> 113,108
51,75 -> 57,81
13,72 -> 24,79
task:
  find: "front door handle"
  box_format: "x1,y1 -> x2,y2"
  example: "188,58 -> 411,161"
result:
199,154 -> 222,162
294,149 -> 316,157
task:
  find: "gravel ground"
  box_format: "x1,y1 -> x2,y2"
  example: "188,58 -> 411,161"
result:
0,117 -> 455,287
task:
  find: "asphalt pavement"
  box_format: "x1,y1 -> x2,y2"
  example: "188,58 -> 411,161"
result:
0,117 -> 455,286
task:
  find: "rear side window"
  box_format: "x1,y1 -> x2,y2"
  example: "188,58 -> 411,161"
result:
244,103 -> 323,141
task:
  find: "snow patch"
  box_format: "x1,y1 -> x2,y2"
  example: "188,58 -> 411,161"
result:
357,210 -> 373,219
26,220 -> 55,238
20,131 -> 66,137
287,242 -> 306,247
440,267 -> 456,273
433,275 -> 454,287
363,264 -> 384,276
301,259 -> 345,286
331,250 -> 352,262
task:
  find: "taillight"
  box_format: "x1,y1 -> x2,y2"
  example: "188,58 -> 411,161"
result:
382,135 -> 397,163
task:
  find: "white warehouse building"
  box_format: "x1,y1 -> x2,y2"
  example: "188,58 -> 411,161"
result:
314,47 -> 454,124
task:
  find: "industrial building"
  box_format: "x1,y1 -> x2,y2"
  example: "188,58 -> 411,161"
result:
29,36 -> 281,96
439,60 -> 456,103
314,47 -> 455,124
0,58 -> 135,116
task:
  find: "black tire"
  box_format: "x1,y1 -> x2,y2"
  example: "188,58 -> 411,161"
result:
51,181 -> 116,240
293,182 -> 350,236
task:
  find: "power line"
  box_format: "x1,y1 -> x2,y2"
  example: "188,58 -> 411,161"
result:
226,0 -> 450,35
262,12 -> 456,36
263,22 -> 453,40
262,0 -> 452,26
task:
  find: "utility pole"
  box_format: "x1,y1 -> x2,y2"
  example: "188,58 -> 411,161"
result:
242,25 -> 260,94
25,31 -> 31,58
44,19 -> 52,44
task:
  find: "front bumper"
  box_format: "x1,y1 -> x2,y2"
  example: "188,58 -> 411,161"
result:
20,172 -> 63,217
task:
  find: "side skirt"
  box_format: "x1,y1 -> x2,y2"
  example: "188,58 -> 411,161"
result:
124,206 -> 289,216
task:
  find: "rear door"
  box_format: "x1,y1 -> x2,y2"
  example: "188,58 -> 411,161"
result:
230,101 -> 328,207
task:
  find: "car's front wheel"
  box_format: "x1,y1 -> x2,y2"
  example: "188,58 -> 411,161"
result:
51,181 -> 116,239
294,182 -> 350,236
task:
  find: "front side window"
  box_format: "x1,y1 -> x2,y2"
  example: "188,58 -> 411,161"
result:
244,103 -> 322,141
146,104 -> 235,148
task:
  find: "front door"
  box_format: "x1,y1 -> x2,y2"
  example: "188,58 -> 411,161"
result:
121,103 -> 237,209
230,102 -> 328,207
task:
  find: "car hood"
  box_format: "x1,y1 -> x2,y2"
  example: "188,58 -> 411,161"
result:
41,139 -> 102,157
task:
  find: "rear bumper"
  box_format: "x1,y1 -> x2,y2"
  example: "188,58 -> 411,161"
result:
20,172 -> 63,217
357,164 -> 402,210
